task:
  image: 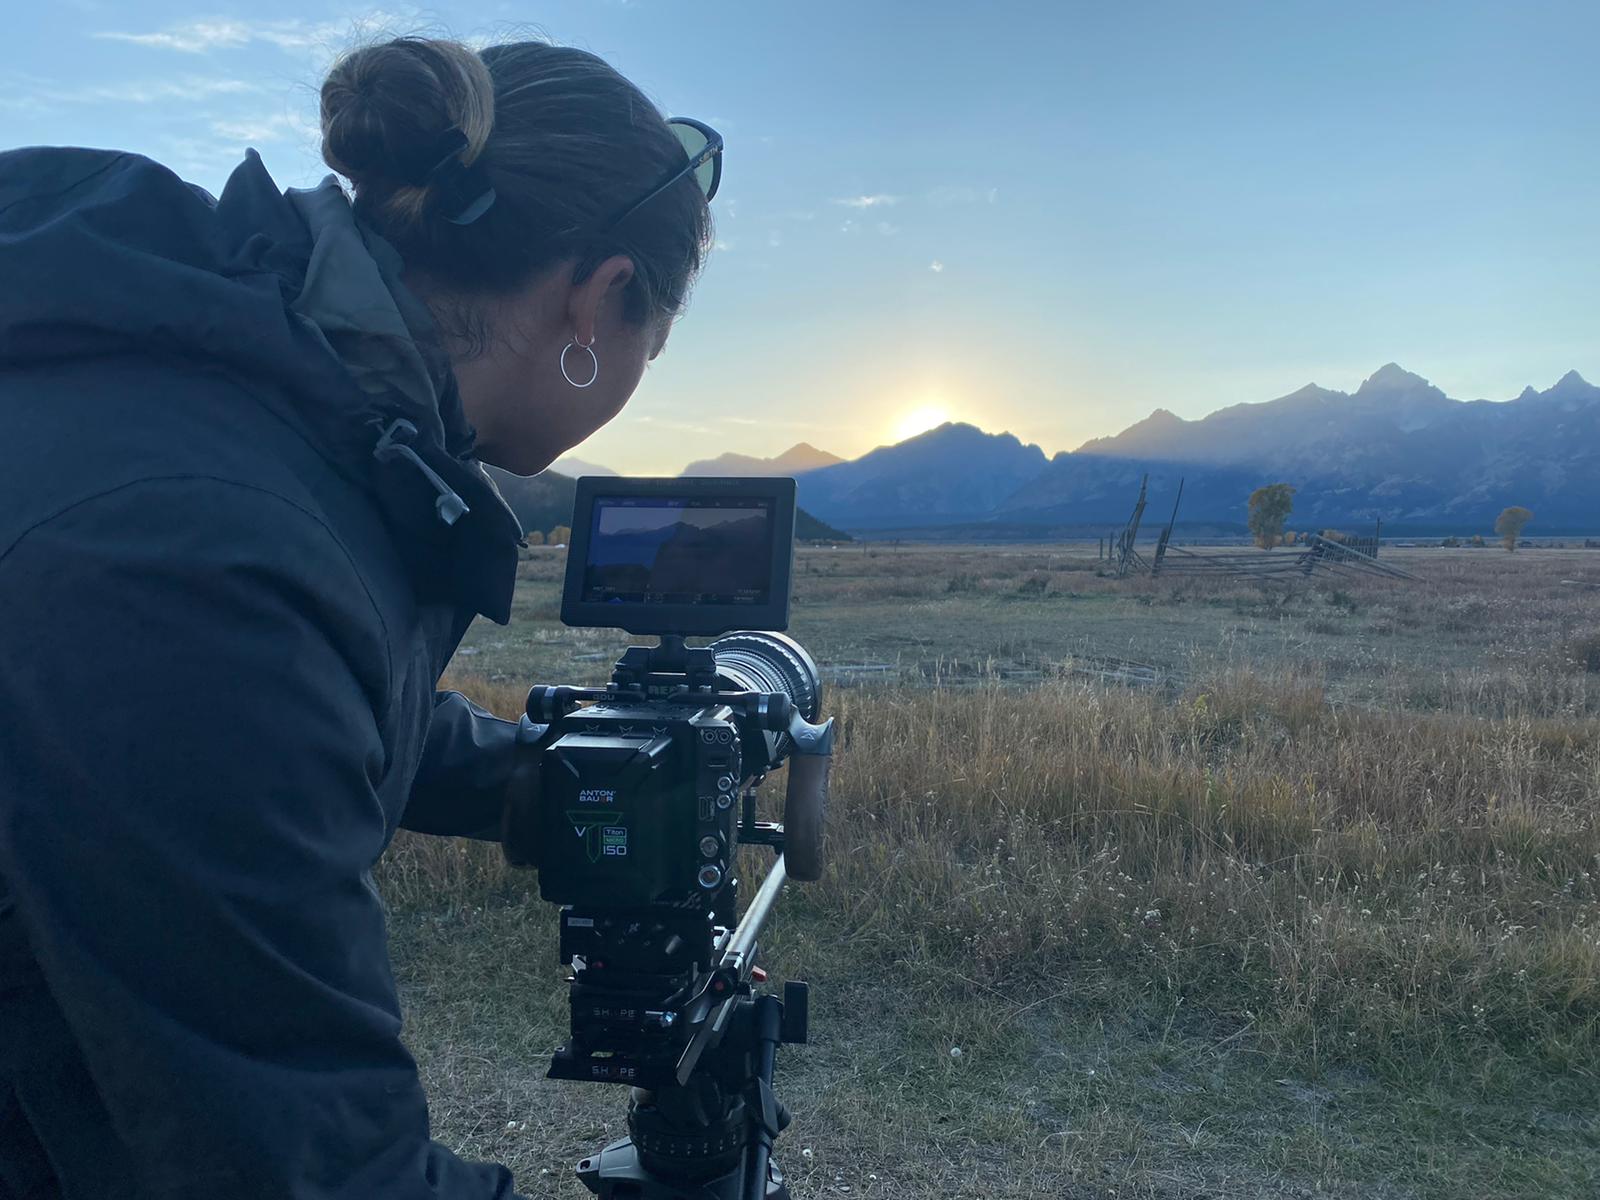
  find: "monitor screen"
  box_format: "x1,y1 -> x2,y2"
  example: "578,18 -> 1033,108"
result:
580,495 -> 778,609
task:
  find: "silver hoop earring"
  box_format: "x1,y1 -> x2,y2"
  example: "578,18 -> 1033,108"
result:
560,338 -> 599,389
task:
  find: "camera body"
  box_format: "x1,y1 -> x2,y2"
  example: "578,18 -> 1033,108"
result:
533,696 -> 742,909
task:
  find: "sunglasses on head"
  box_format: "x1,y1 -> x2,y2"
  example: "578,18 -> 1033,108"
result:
594,116 -> 723,234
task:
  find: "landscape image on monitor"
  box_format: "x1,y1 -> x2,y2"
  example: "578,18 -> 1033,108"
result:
581,499 -> 774,606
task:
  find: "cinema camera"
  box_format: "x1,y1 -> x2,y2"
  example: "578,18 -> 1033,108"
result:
502,475 -> 834,1200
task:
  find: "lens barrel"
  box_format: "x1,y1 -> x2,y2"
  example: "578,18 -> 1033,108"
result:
709,631 -> 822,721
708,631 -> 823,768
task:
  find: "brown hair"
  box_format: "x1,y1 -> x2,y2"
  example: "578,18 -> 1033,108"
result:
320,36 -> 712,337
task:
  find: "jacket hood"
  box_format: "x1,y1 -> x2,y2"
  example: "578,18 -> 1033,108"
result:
0,146 -> 521,622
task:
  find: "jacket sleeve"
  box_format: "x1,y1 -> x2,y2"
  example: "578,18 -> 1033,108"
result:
401,691 -> 520,840
0,478 -> 524,1200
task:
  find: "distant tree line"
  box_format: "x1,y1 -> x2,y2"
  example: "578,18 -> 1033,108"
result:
524,525 -> 572,548
1243,483 -> 1537,554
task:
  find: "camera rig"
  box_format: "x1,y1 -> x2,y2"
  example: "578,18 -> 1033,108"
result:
502,477 -> 832,1199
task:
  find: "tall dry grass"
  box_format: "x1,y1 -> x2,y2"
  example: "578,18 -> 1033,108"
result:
800,675 -> 1599,1077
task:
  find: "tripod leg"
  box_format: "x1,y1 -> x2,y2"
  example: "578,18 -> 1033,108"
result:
742,995 -> 788,1200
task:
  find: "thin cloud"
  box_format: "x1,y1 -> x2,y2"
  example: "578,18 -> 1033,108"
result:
832,194 -> 901,209
930,260 -> 945,273
634,415 -> 720,435
94,11 -> 415,56
211,112 -> 318,144
0,73 -> 262,109
926,184 -> 1001,207
876,221 -> 900,237
95,20 -> 260,52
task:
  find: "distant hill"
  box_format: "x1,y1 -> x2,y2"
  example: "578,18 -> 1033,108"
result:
1010,364 -> 1600,530
793,423 -> 1050,529
550,456 -> 617,478
795,509 -> 852,542
484,465 -> 578,535
681,442 -> 844,477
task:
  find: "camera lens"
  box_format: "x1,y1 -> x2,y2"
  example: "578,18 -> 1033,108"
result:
709,631 -> 823,769
710,632 -> 822,722
697,865 -> 723,890
699,836 -> 721,858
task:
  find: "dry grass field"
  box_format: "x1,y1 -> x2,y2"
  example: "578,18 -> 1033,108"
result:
380,544 -> 1600,1199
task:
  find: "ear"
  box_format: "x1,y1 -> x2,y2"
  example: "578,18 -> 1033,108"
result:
567,254 -> 636,346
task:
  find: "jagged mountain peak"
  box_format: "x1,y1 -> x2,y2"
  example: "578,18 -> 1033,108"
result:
1077,407 -> 1188,455
680,441 -> 843,477
897,421 -> 1041,454
1550,369 -> 1592,395
783,441 -> 830,457
1282,382 -> 1332,401
1356,362 -> 1433,394
1514,369 -> 1598,406
793,421 -> 1049,528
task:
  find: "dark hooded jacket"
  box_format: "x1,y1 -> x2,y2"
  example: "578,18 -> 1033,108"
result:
0,147 -> 533,1198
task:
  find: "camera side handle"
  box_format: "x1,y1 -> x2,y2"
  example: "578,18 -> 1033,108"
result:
780,707 -> 834,883
501,713 -> 549,867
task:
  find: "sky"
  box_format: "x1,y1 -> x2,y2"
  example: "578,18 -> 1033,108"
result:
4,1 -> 1597,474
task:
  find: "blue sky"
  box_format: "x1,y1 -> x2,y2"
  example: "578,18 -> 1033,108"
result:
4,1 -> 1596,474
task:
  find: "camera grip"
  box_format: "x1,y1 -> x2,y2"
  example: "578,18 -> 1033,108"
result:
781,751 -> 830,882
501,715 -> 546,867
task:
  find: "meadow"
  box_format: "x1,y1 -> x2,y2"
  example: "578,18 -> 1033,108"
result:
380,543 -> 1600,1199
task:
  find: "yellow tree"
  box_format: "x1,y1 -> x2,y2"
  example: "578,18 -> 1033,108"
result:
525,530 -> 545,546
1247,483 -> 1296,549
1494,506 -> 1532,552
549,524 -> 572,547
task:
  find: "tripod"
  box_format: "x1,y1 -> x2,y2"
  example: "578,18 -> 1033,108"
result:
571,860 -> 809,1200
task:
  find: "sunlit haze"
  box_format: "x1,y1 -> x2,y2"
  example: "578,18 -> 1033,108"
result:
891,405 -> 954,444
7,1 -> 1595,474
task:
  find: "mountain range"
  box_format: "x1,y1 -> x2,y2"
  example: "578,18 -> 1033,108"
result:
681,442 -> 843,477
535,363 -> 1600,536
790,365 -> 1600,534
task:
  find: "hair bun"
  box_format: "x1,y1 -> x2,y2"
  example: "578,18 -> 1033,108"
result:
320,37 -> 494,197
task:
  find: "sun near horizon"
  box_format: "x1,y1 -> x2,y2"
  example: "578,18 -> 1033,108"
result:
890,404 -> 955,443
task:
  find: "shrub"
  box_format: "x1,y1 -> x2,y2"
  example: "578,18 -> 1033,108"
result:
1015,573 -> 1050,597
1567,632 -> 1600,674
947,572 -> 981,593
